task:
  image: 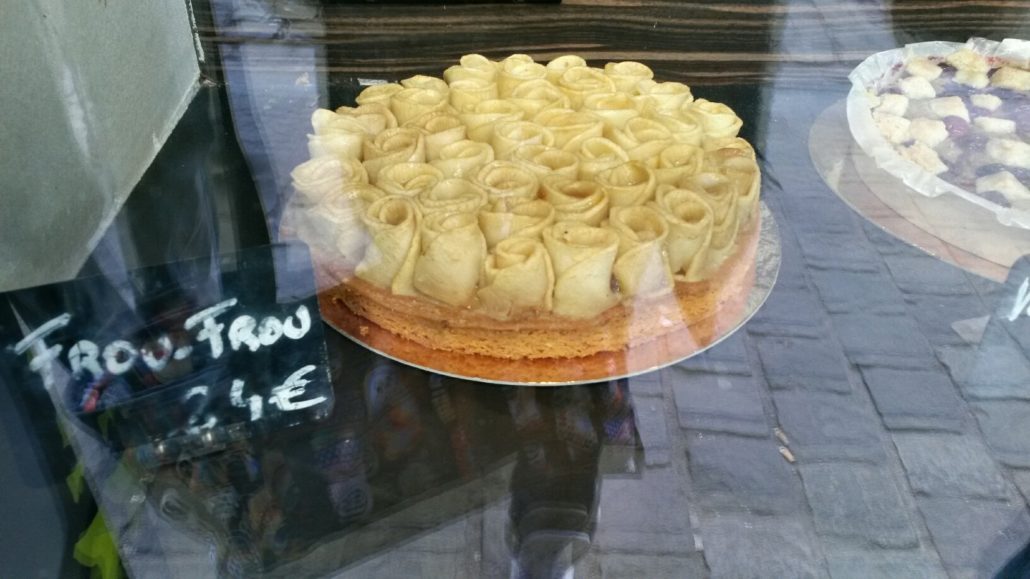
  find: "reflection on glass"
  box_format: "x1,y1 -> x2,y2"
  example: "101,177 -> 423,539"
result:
129,332 -> 641,576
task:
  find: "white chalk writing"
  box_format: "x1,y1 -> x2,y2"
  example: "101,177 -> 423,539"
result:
269,365 -> 325,411
14,300 -> 315,381
10,299 -> 324,424
184,299 -> 238,359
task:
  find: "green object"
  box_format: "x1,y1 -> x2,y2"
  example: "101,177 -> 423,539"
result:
66,463 -> 85,503
73,513 -> 123,579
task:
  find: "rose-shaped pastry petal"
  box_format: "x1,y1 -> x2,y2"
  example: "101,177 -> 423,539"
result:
444,54 -> 498,84
290,163 -> 379,257
331,182 -> 387,218
475,161 -> 540,202
491,121 -> 555,159
413,211 -> 486,307
558,66 -> 616,109
375,162 -> 444,197
508,144 -> 580,179
355,83 -> 403,107
655,143 -> 704,185
307,130 -> 364,161
689,98 -> 743,144
335,182 -> 386,208
604,61 -> 655,94
309,108 -> 375,160
705,199 -> 740,267
650,188 -> 713,281
596,161 -> 657,207
607,206 -> 674,297
459,99 -> 525,142
508,79 -> 571,117
311,109 -> 348,134
390,87 -> 450,125
606,117 -> 675,166
708,147 -> 761,225
576,137 -> 630,181
503,143 -> 542,162
650,111 -> 704,147
362,127 -> 426,181
333,157 -> 371,185
310,109 -> 341,134
401,74 -> 450,94
535,109 -> 605,151
499,54 -> 548,97
546,55 -> 587,84
583,92 -> 641,130
731,162 -> 761,226
634,80 -> 694,114
448,77 -> 499,112
683,173 -> 740,267
705,136 -> 756,161
291,156 -> 367,204
332,103 -> 399,136
478,197 -> 555,249
682,172 -> 735,221
431,139 -> 496,179
357,196 -> 422,295
541,175 -> 610,226
318,183 -> 386,264
542,222 -> 620,319
418,178 -> 488,215
477,237 -> 555,320
405,111 -> 467,160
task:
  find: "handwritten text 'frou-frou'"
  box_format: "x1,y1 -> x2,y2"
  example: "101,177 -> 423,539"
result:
11,298 -> 311,381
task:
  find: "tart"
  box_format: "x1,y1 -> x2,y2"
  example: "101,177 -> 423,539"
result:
849,38 -> 1030,227
289,54 -> 762,360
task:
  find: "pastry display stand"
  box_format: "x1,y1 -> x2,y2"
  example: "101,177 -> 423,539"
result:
809,100 -> 1030,283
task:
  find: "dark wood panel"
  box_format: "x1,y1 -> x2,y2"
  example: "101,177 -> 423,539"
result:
194,0 -> 1030,88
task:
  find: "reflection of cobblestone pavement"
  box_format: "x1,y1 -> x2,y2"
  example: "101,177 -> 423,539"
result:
585,93 -> 1030,579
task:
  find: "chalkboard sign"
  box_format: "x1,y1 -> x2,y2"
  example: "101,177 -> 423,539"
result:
0,243 -> 334,466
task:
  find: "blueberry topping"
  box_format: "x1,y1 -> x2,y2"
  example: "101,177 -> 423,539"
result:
979,190 -> 1011,208
1010,166 -> 1030,183
957,132 -> 989,152
1011,104 -> 1030,134
969,106 -> 992,118
943,116 -> 970,138
935,83 -> 966,97
975,163 -> 1007,177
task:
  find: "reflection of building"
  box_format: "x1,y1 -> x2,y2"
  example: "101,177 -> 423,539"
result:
144,331 -> 641,576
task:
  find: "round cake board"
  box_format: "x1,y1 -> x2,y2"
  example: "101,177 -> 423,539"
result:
318,203 -> 781,386
810,100 -> 1030,282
